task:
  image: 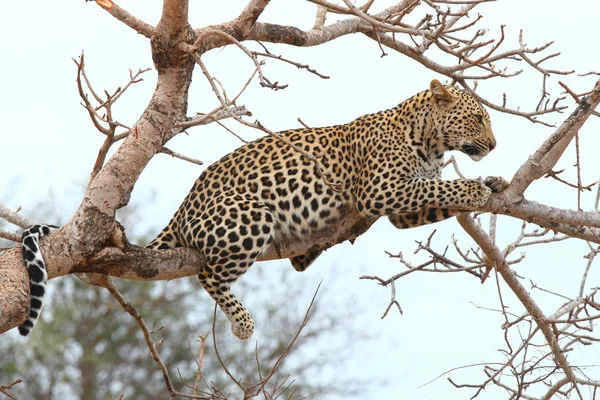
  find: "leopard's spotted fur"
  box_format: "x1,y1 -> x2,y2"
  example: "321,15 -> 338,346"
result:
19,224 -> 57,336
146,79 -> 504,339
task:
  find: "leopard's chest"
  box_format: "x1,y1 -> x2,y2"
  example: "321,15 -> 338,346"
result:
410,149 -> 444,180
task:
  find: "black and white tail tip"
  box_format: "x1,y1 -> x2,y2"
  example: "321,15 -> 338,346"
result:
18,224 -> 57,337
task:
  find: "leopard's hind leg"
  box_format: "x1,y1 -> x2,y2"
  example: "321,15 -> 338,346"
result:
185,192 -> 275,339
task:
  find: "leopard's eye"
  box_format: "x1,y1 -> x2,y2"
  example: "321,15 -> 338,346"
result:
474,114 -> 484,124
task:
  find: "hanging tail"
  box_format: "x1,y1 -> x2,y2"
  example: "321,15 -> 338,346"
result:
19,224 -> 57,336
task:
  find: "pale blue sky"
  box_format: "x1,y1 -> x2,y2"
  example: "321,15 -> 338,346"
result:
2,1 -> 600,399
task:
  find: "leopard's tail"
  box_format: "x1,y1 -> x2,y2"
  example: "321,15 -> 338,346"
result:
19,224 -> 57,336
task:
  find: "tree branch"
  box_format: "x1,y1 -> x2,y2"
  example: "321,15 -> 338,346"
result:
94,0 -> 156,38
234,0 -> 271,37
507,79 -> 600,198
159,0 -> 189,36
0,204 -> 38,229
0,204 -> 372,334
456,215 -> 579,388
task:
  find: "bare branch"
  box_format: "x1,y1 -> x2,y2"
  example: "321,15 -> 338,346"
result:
234,0 -> 271,36
190,29 -> 288,90
252,50 -> 330,79
72,53 -> 152,184
0,203 -> 38,229
160,147 -> 204,166
192,334 -> 208,397
0,379 -> 22,400
312,5 -> 328,30
174,106 -> 251,131
506,79 -> 600,198
92,0 -> 155,38
100,276 -> 178,396
250,283 -> 322,396
380,279 -> 403,318
457,215 -> 580,390
0,230 -> 19,243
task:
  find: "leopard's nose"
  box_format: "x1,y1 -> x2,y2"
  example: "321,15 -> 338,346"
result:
488,139 -> 496,151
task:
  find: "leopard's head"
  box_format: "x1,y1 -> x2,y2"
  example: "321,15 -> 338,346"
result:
429,79 -> 496,161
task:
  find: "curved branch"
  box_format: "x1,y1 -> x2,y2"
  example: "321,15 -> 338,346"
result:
196,2 -> 412,53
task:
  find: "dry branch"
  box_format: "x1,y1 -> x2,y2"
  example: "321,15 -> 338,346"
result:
0,204 -> 38,230
173,106 -> 251,131
507,79 -> 600,198
0,379 -> 22,400
457,215 -> 578,387
0,230 -> 19,243
94,1 -> 155,37
160,147 -> 204,166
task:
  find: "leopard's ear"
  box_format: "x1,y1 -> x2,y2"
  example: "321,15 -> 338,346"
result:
430,79 -> 457,110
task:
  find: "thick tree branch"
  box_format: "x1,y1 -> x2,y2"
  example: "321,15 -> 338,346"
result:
78,208 -> 372,279
235,0 -> 271,37
482,198 -> 600,238
159,0 -> 189,35
507,79 -> 600,199
0,230 -> 19,243
0,207 -> 372,334
195,2 -> 411,53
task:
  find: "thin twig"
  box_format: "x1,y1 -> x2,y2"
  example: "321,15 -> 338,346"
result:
0,379 -> 22,400
160,147 -> 204,166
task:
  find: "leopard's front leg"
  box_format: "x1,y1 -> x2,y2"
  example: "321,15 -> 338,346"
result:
389,208 -> 462,229
355,177 -> 504,219
388,177 -> 508,228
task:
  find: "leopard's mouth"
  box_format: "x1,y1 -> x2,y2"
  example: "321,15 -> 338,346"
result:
461,144 -> 485,161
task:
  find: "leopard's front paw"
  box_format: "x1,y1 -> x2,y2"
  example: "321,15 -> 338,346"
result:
484,176 -> 509,193
465,180 -> 492,209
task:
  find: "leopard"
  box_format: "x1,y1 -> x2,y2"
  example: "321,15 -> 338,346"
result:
143,79 -> 506,340
18,79 -> 506,339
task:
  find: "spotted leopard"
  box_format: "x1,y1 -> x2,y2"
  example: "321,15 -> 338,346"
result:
145,79 -> 506,340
